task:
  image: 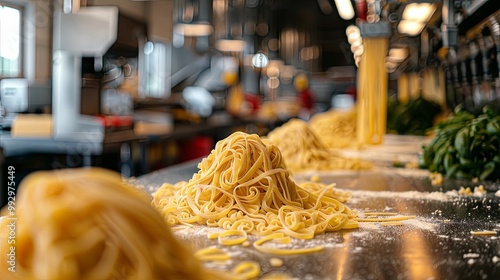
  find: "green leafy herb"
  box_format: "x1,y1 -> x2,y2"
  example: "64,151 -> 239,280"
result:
421,106 -> 500,181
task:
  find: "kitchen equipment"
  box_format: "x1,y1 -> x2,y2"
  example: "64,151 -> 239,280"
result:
0,79 -> 52,129
102,56 -> 132,89
0,78 -> 28,129
101,89 -> 134,116
52,3 -> 118,140
100,57 -> 134,116
0,78 -> 28,114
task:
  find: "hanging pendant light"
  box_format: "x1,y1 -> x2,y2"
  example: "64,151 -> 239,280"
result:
214,0 -> 246,52
397,1 -> 436,36
173,0 -> 214,37
334,0 -> 355,20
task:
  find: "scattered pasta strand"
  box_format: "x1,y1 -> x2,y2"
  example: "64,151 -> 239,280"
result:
218,230 -> 248,246
471,231 -> 497,236
194,247 -> 231,262
231,261 -> 261,280
208,233 -> 220,239
254,233 -> 324,255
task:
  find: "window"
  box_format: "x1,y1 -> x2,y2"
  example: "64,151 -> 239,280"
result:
0,2 -> 22,77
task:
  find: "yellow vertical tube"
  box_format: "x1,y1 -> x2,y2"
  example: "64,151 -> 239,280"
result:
409,72 -> 420,99
398,73 -> 409,104
356,37 -> 389,145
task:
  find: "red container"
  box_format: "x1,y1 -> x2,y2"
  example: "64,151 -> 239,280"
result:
355,0 -> 367,21
180,136 -> 214,162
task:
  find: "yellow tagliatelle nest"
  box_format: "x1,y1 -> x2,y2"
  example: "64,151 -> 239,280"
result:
0,168 -> 224,280
266,119 -> 371,172
309,108 -> 360,149
153,131 -> 358,240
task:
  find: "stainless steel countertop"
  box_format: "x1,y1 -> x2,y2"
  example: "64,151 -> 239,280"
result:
135,158 -> 500,280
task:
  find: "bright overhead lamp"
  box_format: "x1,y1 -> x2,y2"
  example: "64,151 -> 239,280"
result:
215,39 -> 246,52
334,0 -> 355,20
384,59 -> 398,69
398,20 -> 425,36
353,49 -> 364,58
345,25 -> 360,36
350,40 -> 363,53
398,2 -> 436,36
354,56 -> 361,68
174,23 -> 213,37
387,48 -> 409,62
384,58 -> 399,73
252,53 -> 269,68
347,32 -> 362,44
353,45 -> 364,57
402,3 -> 435,23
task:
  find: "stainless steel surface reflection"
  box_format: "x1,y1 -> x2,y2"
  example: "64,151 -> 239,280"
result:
136,158 -> 500,280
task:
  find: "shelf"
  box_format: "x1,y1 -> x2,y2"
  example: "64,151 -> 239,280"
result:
457,0 -> 500,34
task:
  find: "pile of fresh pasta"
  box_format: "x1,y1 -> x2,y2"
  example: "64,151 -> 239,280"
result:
153,131 -> 359,240
308,108 -> 360,149
265,118 -> 371,172
0,168 -> 230,280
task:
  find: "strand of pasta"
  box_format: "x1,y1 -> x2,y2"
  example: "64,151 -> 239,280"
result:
194,247 -> 260,280
194,247 -> 231,262
253,233 -> 324,255
153,132 -> 359,241
356,37 -> 388,145
471,231 -> 497,236
231,261 -> 261,280
218,230 -> 248,246
298,182 -> 351,203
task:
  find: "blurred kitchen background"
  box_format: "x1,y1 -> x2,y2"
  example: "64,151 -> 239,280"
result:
0,0 -> 499,207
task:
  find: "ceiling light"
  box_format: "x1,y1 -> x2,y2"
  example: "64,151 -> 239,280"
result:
384,58 -> 399,73
385,60 -> 398,69
397,20 -> 424,36
174,23 -> 213,37
347,32 -> 361,44
350,41 -> 362,53
334,0 -> 355,20
387,48 -> 408,62
252,53 -> 269,68
353,45 -> 364,57
215,39 -> 245,52
354,56 -> 361,67
398,2 -> 436,36
346,25 -> 360,36
402,3 -> 435,23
